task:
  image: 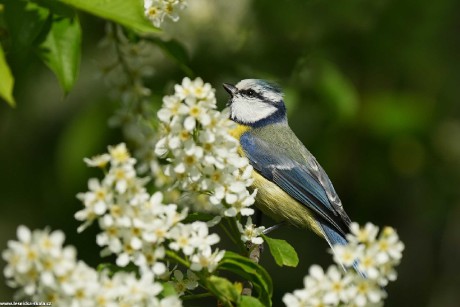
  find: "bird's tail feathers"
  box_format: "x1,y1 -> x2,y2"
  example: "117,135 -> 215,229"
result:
318,221 -> 365,278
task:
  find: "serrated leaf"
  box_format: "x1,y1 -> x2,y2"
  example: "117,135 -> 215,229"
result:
205,275 -> 240,307
262,235 -> 299,267
37,15 -> 81,93
60,0 -> 159,34
239,295 -> 265,307
0,44 -> 15,106
218,251 -> 272,307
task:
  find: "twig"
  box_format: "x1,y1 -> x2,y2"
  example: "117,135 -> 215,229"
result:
241,241 -> 263,296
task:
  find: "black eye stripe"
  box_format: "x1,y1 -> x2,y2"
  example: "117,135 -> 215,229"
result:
240,89 -> 264,100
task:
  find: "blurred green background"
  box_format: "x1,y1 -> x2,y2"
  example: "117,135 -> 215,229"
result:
1,0 -> 460,305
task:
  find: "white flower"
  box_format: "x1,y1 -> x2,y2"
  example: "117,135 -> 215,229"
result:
184,269 -> 199,289
174,77 -> 213,101
105,163 -> 137,194
347,277 -> 386,307
323,266 -> 351,305
282,289 -> 311,307
348,222 -> 379,245
189,222 -> 220,250
168,224 -> 195,255
3,225 -> 182,304
144,0 -> 188,28
169,269 -> 199,295
116,271 -> 163,304
159,295 -> 183,307
182,98 -> 211,131
77,144 -> 193,277
84,154 -> 111,168
190,247 -> 225,272
158,95 -> 188,124
168,221 -> 220,257
135,246 -> 167,276
237,217 -> 265,244
378,262 -> 398,286
303,264 -> 327,291
333,244 -> 361,268
357,249 -> 380,280
75,178 -> 113,226
375,227 -> 404,263
108,143 -> 135,166
144,0 -> 165,28
284,222 -> 404,307
154,77 -> 257,217
175,77 -> 213,101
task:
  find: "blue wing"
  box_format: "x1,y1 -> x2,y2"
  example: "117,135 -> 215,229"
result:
240,132 -> 351,239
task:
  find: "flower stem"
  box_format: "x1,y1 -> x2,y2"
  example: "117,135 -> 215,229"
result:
219,221 -> 238,246
165,250 -> 190,268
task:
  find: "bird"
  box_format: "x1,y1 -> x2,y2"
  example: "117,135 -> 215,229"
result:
222,79 -> 353,257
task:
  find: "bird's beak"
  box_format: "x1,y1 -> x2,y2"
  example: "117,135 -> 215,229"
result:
222,83 -> 237,97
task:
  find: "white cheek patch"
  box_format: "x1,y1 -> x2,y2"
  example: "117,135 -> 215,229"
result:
261,90 -> 283,102
231,96 -> 278,124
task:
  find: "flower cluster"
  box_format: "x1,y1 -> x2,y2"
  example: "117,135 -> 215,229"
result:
283,222 -> 404,307
155,77 -> 257,217
336,223 -> 404,287
97,23 -> 160,176
77,143 -> 224,274
237,217 -> 265,245
144,0 -> 188,28
168,221 -> 224,273
2,226 -> 181,306
168,269 -> 199,296
98,24 -> 155,104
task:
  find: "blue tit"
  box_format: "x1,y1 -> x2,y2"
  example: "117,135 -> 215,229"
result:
223,79 -> 352,254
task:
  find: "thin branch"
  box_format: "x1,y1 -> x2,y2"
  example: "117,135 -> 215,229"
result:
165,250 -> 190,268
242,241 -> 263,297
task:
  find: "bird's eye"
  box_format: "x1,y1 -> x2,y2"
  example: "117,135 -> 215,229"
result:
246,89 -> 256,97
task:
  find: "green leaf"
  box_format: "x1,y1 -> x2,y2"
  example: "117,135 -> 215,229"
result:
31,0 -> 77,17
160,282 -> 177,297
37,15 -> 81,93
60,0 -> 159,34
0,44 -> 15,106
97,262 -> 116,272
3,0 -> 49,60
204,275 -> 240,307
218,251 -> 273,307
262,235 -> 299,267
148,37 -> 193,76
239,296 -> 265,307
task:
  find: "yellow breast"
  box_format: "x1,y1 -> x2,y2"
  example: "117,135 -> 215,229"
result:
230,124 -> 251,140
230,124 -> 251,157
252,171 -> 323,236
